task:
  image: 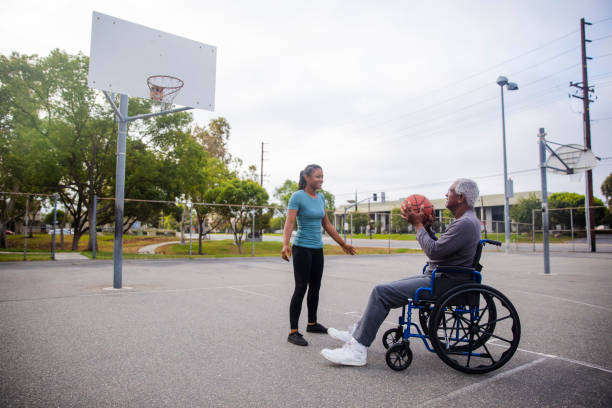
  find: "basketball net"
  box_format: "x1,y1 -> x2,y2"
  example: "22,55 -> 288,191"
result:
147,75 -> 184,110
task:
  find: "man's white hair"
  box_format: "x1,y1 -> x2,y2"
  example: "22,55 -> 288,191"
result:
454,178 -> 479,208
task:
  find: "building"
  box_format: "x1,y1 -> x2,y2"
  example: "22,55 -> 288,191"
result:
334,191 -> 542,233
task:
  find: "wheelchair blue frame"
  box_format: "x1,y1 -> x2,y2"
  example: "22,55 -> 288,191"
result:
394,239 -> 498,354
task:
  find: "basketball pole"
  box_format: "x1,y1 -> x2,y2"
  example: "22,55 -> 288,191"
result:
113,94 -> 128,289
104,91 -> 193,289
538,128 -> 551,275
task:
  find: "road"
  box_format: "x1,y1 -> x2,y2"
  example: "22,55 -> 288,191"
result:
184,232 -> 612,253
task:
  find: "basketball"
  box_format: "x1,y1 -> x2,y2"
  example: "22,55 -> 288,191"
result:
402,194 -> 435,217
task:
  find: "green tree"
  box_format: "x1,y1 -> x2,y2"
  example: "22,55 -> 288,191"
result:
510,193 -> 542,228
0,53 -> 62,246
391,208 -> 410,232
602,172 -> 612,207
349,212 -> 370,233
548,192 -> 607,229
208,178 -> 269,253
274,179 -> 298,207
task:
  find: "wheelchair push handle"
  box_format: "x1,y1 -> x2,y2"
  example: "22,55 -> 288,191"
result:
480,239 -> 502,247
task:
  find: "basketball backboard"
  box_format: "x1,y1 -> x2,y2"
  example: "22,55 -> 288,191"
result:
545,143 -> 598,174
87,11 -> 216,110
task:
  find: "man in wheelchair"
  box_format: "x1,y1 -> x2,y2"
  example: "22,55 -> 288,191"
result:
321,178 -> 482,366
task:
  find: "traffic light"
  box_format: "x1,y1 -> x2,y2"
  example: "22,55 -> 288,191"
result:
373,193 -> 377,201
381,192 -> 386,203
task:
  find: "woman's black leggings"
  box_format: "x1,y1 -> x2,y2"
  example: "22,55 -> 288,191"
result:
289,245 -> 324,330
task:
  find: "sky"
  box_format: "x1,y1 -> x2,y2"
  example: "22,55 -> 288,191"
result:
2,0 -> 612,205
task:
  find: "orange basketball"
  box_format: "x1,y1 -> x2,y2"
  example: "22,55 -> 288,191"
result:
402,194 -> 435,217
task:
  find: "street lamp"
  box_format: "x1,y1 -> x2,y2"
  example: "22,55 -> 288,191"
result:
496,75 -> 518,252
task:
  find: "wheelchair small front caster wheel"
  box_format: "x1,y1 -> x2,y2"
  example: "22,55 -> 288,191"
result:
385,343 -> 413,371
382,327 -> 403,349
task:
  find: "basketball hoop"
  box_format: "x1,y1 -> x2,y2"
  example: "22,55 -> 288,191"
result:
146,75 -> 184,105
545,143 -> 599,175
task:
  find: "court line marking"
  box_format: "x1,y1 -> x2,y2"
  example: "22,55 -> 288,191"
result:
342,310 -> 612,375
226,286 -> 277,299
487,341 -> 612,374
0,283 -> 279,304
417,358 -> 547,407
513,290 -> 612,312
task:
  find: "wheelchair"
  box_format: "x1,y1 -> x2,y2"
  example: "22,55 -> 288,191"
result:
382,239 -> 521,374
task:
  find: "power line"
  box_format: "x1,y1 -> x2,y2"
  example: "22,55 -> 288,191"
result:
591,33 -> 612,42
332,29 -> 580,131
362,64 -> 579,145
592,16 -> 612,24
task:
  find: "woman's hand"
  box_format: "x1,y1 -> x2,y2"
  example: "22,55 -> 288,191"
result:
281,244 -> 292,261
341,243 -> 357,255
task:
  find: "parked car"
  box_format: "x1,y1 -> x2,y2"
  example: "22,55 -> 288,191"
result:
48,228 -> 73,235
5,230 -> 13,235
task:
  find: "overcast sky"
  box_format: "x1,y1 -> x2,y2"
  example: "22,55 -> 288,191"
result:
3,0 -> 612,205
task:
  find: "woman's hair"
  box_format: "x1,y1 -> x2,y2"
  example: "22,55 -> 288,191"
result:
298,164 -> 322,190
454,178 -> 479,208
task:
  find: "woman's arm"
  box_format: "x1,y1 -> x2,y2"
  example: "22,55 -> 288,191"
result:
281,210 -> 298,261
322,215 -> 356,255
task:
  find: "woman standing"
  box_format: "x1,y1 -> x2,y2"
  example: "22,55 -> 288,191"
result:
282,164 -> 356,346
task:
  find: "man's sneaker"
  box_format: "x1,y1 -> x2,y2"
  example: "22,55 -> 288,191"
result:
321,340 -> 367,366
327,323 -> 356,343
287,332 -> 308,346
306,323 -> 328,333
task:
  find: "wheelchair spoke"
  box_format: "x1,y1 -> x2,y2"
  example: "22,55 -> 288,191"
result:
477,314 -> 511,329
476,329 -> 513,344
481,341 -> 497,364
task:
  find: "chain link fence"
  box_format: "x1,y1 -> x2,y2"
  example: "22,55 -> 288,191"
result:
2,192 -> 610,260
337,206 -> 611,254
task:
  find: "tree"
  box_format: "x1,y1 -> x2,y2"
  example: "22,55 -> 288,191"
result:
602,172 -> 612,207
510,193 -> 542,228
192,117 -> 231,163
391,208 -> 410,233
208,178 -> 269,253
0,53 -> 62,247
350,212 -> 370,233
548,192 -> 607,229
274,179 -> 298,207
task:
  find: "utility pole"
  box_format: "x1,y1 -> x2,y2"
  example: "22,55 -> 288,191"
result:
260,142 -> 266,186
570,17 -> 596,252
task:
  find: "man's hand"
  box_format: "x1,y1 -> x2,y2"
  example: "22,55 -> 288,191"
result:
401,203 -> 433,229
281,244 -> 292,261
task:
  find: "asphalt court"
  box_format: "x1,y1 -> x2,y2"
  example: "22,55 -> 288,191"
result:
1,252 -> 611,407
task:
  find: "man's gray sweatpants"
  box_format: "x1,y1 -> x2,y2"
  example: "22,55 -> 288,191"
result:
352,275 -> 432,347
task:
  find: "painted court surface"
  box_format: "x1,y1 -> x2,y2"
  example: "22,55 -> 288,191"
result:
1,251 -> 611,407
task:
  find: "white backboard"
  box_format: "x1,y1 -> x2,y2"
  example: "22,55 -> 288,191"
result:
546,144 -> 598,174
88,11 -> 216,110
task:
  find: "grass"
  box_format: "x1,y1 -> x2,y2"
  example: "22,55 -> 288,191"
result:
1,234 -> 421,261
0,253 -> 54,261
345,233 -> 417,241
3,233 -> 178,253
157,240 -> 421,257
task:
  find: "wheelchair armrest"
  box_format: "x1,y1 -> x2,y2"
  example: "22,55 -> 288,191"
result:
422,263 -> 429,274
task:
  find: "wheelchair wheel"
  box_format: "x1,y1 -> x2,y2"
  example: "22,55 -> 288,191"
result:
382,327 -> 403,349
385,342 -> 413,371
429,284 -> 520,374
429,293 -> 497,352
